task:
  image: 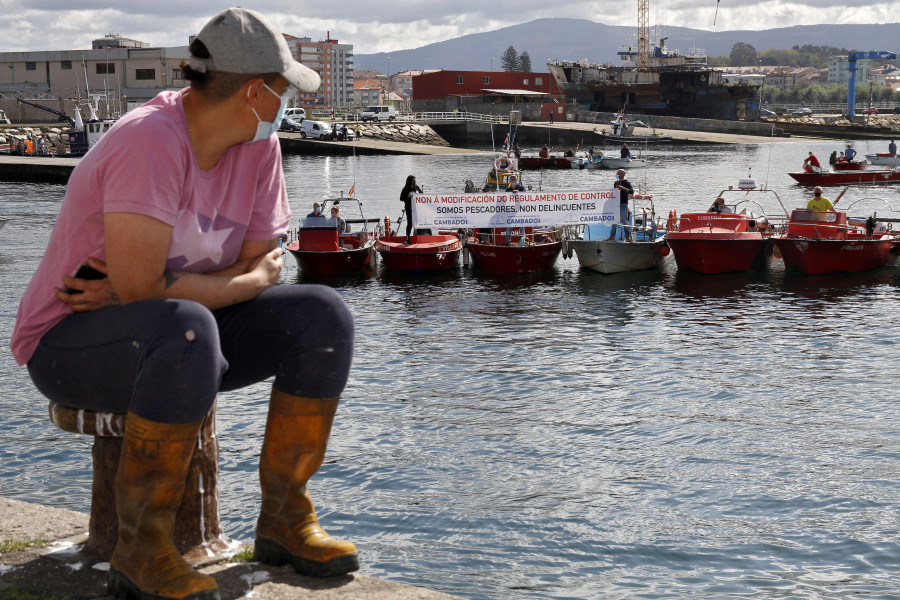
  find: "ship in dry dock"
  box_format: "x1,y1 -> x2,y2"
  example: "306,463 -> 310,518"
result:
548,6 -> 761,121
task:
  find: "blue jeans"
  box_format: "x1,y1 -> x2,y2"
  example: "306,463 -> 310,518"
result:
27,285 -> 354,423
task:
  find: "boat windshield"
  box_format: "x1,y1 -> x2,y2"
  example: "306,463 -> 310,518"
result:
793,209 -> 837,223
299,217 -> 342,229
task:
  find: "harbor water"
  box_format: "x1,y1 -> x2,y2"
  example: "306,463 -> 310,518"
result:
2,138 -> 900,599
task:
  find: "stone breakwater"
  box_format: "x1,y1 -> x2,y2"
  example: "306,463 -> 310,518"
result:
765,114 -> 900,138
352,123 -> 449,146
0,125 -> 72,153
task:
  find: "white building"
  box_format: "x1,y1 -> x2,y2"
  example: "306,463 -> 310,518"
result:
828,56 -> 870,84
0,36 -> 189,117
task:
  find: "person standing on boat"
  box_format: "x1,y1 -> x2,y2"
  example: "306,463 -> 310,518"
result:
889,140 -> 897,157
829,151 -> 838,166
10,8 -> 359,600
607,169 -> 634,241
807,187 -> 835,213
844,144 -> 857,162
307,202 -> 325,217
400,174 -> 423,244
505,175 -> 525,192
513,143 -> 521,159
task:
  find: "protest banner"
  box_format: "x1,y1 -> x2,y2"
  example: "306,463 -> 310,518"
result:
410,190 -> 620,230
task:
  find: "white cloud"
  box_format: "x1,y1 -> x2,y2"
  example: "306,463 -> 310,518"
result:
0,0 -> 895,54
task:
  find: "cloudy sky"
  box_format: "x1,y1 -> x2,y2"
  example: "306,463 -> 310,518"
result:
0,0 -> 895,54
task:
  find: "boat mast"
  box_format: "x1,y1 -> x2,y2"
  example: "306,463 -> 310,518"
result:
637,0 -> 650,69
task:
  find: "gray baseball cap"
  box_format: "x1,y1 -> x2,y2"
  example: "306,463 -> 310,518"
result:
190,7 -> 320,92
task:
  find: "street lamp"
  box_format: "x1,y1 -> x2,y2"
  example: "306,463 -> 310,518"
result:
386,56 -> 391,96
8,65 -> 13,84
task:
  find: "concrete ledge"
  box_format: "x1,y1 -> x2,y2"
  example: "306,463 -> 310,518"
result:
0,497 -> 463,600
0,155 -> 78,183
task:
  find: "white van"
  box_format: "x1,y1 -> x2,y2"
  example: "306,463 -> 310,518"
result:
360,105 -> 398,122
299,120 -> 334,140
284,107 -> 306,121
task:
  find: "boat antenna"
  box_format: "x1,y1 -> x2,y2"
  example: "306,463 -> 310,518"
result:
763,123 -> 775,190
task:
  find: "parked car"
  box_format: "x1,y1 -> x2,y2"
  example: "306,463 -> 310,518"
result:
299,120 -> 335,140
360,105 -> 398,122
760,108 -> 776,116
279,117 -> 302,132
284,107 -> 306,122
894,106 -> 900,115
791,107 -> 812,116
861,107 -> 878,115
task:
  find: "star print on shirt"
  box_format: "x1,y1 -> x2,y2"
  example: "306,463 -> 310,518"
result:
167,209 -> 245,272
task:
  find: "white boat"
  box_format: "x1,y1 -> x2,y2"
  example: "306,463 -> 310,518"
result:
566,195 -> 670,273
865,153 -> 900,167
571,151 -> 647,170
595,156 -> 647,169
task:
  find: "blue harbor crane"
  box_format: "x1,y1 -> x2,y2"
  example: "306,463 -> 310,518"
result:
845,51 -> 896,116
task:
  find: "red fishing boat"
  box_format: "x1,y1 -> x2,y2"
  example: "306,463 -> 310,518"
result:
832,160 -> 867,171
466,228 -> 562,274
772,209 -> 900,274
666,212 -> 774,273
285,198 -> 380,276
665,184 -> 788,274
788,165 -> 900,186
375,234 -> 461,272
518,156 -> 575,170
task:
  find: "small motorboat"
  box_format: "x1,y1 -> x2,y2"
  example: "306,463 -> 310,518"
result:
592,155 -> 647,170
376,234 -> 462,272
665,181 -> 788,274
465,156 -> 528,192
832,160 -> 867,171
285,198 -> 381,276
865,153 -> 900,167
518,155 -> 575,170
788,163 -> 900,186
772,209 -> 900,274
567,194 -> 670,274
466,227 -> 562,274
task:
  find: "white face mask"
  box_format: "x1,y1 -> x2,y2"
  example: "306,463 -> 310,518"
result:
247,83 -> 288,144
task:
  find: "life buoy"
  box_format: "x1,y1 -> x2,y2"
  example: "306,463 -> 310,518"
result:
494,157 -> 511,171
666,209 -> 677,232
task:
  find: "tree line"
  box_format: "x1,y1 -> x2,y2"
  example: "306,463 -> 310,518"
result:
714,42 -> 898,69
761,82 -> 899,105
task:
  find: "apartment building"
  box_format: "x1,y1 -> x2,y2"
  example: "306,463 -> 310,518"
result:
828,56 -> 870,84
289,33 -> 353,107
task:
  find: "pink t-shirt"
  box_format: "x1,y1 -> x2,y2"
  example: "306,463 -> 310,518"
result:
11,89 -> 292,365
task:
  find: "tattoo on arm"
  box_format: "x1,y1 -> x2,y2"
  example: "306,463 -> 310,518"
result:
163,270 -> 180,290
105,291 -> 121,306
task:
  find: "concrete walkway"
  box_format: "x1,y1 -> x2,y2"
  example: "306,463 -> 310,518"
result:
0,497 -> 464,600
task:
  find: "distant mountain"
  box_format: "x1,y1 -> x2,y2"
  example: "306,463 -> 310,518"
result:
354,18 -> 900,73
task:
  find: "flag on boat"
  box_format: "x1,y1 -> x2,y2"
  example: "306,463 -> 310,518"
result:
348,184 -> 355,197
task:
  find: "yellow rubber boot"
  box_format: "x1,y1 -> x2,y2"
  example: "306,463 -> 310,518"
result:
109,412 -> 220,600
254,389 -> 359,577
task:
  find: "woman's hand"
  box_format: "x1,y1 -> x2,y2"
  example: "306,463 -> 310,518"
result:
54,258 -> 120,312
247,246 -> 283,290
